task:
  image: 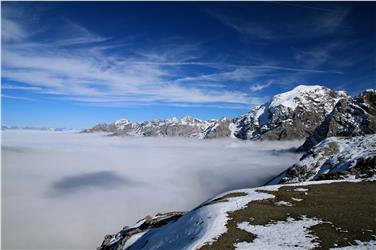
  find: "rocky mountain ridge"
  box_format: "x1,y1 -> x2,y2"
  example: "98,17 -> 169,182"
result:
82,116 -> 232,139
84,85 -> 363,141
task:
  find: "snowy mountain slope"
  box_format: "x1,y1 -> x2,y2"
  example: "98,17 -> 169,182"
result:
299,89 -> 376,151
98,179 -> 376,250
267,134 -> 376,185
232,85 -> 348,140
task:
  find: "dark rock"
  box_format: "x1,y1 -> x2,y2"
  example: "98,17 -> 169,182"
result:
97,211 -> 185,250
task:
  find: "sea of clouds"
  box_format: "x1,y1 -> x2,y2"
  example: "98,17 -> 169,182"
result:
2,130 -> 302,249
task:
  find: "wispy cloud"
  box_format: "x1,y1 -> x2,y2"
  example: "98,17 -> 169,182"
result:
205,5 -> 350,40
2,18 -> 28,42
2,10 -> 269,108
2,94 -> 36,101
204,9 -> 277,40
293,41 -> 356,69
2,84 -> 45,91
249,81 -> 273,92
268,2 -> 332,12
2,4 -> 349,109
311,8 -> 350,35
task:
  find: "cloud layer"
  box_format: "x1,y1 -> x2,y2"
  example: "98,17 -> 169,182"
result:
2,130 -> 302,249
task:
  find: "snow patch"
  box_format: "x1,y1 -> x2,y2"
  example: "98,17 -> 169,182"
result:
228,122 -> 238,138
292,198 -> 303,202
235,216 -> 322,250
275,201 -> 293,206
122,231 -> 149,250
330,240 -> 376,249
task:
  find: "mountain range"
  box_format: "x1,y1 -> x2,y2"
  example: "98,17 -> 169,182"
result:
83,85 -> 376,144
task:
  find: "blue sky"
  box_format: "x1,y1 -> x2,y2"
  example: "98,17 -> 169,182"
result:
2,2 -> 375,129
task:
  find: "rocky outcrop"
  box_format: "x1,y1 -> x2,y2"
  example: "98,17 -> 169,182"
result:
98,212 -> 184,250
266,134 -> 376,185
299,89 -> 376,151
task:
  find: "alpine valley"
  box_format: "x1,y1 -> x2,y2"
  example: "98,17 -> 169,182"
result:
93,85 -> 376,250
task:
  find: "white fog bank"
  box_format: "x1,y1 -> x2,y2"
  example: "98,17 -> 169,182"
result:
2,130 -> 302,249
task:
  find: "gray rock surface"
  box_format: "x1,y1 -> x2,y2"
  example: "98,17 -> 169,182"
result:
299,89 -> 376,151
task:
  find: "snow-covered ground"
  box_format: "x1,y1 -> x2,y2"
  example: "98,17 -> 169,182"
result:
123,178 -> 374,250
1,130 -> 301,249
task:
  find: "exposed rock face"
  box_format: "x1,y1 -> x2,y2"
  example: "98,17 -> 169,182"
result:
137,117 -> 202,137
299,89 -> 376,151
98,212 -> 184,250
266,134 -> 376,185
232,85 -> 348,140
81,123 -> 116,133
203,118 -> 232,139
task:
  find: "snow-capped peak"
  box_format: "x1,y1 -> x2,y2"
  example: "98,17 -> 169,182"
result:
114,118 -> 131,125
181,115 -> 194,122
269,85 -> 331,110
363,89 -> 376,94
230,85 -> 351,140
180,116 -> 202,125
114,119 -> 134,129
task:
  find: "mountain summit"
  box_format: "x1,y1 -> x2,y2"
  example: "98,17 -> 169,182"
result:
232,85 -> 348,140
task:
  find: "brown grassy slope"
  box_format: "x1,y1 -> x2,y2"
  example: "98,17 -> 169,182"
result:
201,181 -> 376,250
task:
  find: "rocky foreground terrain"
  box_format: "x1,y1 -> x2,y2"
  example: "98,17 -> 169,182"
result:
97,135 -> 376,250
96,85 -> 376,249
